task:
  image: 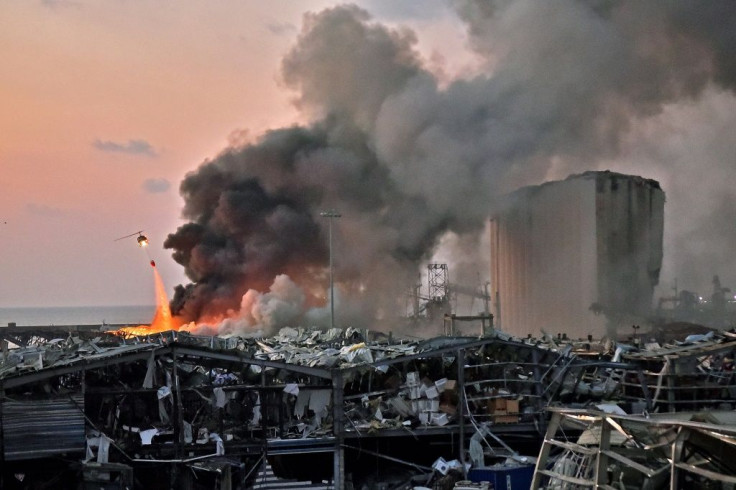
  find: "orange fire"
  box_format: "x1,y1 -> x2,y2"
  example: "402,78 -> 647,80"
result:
117,264 -> 181,337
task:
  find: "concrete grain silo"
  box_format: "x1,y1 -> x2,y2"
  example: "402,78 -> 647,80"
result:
490,171 -> 664,339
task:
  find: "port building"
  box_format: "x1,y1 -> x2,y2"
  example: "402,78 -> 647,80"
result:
490,171 -> 665,339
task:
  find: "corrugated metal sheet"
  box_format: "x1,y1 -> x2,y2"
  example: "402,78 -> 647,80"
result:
3,395 -> 85,460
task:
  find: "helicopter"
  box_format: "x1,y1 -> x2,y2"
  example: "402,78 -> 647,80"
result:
114,230 -> 149,247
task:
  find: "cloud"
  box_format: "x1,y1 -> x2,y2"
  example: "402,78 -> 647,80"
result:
93,139 -> 158,157
142,178 -> 171,194
266,21 -> 297,36
26,203 -> 64,217
41,0 -> 80,9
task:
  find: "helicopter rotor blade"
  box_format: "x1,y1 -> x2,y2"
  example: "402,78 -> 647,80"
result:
114,230 -> 145,241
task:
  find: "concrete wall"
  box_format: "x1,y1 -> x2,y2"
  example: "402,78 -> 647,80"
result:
491,171 -> 664,339
595,173 -> 665,323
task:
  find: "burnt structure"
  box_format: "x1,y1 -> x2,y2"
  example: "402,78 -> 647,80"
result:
533,407 -> 736,489
491,171 -> 665,339
1,323 -> 734,489
0,325 -> 627,490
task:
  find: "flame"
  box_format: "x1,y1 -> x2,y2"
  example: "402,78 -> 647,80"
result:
116,263 -> 181,337
116,270 -> 321,339
149,265 -> 174,331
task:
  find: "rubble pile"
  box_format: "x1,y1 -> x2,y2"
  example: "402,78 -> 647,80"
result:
0,324 -> 734,488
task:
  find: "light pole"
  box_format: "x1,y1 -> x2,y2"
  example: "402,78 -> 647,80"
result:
320,210 -> 341,329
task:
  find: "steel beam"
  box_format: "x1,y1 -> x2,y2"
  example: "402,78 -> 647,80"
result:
332,370 -> 345,490
1,347 -> 166,389
171,345 -> 333,379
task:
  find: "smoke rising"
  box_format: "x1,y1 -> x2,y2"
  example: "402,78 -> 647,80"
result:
165,1 -> 736,332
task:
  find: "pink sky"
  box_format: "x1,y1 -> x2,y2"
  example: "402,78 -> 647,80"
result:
0,1 -> 468,307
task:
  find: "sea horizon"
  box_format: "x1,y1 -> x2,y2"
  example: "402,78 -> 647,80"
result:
0,304 -> 156,327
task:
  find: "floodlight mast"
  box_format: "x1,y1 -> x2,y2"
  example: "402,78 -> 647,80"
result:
320,210 -> 341,329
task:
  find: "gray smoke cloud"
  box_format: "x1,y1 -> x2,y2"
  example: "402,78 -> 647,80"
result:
165,1 -> 736,330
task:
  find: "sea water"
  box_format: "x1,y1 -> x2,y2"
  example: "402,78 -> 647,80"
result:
0,305 -> 155,327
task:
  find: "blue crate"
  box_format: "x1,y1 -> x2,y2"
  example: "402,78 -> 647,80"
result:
467,464 -> 535,490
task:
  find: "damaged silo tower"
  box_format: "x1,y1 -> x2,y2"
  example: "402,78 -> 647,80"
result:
490,171 -> 664,339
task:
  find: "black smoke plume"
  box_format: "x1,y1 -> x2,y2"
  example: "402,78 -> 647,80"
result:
165,2 -> 736,330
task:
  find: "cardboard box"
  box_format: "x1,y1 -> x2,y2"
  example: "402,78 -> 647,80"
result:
487,397 -> 520,415
506,399 -> 520,414
439,390 -> 459,406
432,457 -> 449,475
492,414 -> 519,424
487,397 -> 507,413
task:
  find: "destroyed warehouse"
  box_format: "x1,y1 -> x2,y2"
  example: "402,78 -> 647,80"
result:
1,319 -> 735,489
